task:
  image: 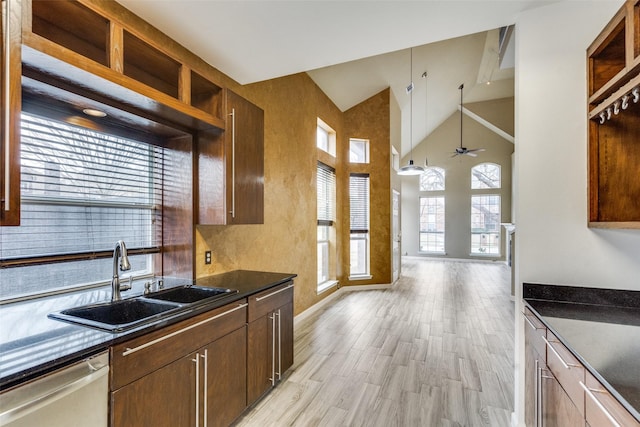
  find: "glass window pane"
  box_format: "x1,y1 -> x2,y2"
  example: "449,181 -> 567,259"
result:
420,167 -> 445,191
419,196 -> 445,253
471,195 -> 501,255
349,138 -> 369,163
350,233 -> 368,276
317,126 -> 329,152
471,163 -> 501,189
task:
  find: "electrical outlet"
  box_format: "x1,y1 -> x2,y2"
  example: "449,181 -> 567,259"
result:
204,251 -> 212,265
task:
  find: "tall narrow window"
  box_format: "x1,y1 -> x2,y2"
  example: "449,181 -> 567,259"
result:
471,163 -> 501,189
349,138 -> 369,163
0,112 -> 162,301
349,174 -> 370,278
317,118 -> 336,157
471,195 -> 501,255
419,197 -> 445,253
317,162 -> 336,287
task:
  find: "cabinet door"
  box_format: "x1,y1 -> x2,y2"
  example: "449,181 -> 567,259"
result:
278,301 -> 294,376
225,90 -> 264,224
205,326 -> 247,427
111,352 -> 196,427
247,313 -> 273,404
541,367 -> 584,427
524,347 -> 539,426
0,0 -> 21,226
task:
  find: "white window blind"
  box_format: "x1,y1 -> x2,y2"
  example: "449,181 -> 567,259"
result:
317,162 -> 336,226
350,174 -> 369,233
0,112 -> 163,301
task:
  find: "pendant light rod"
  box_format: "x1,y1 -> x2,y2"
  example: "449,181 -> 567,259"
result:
459,83 -> 464,149
398,47 -> 425,176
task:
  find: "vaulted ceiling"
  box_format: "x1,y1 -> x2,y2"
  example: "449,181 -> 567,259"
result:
116,1 -> 560,155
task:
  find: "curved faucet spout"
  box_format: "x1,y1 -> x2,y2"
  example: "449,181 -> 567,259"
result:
111,240 -> 132,302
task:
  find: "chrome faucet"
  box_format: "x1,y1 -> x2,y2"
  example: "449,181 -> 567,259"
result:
111,240 -> 132,302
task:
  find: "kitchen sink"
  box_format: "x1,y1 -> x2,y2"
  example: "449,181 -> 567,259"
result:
144,286 -> 237,304
48,298 -> 183,332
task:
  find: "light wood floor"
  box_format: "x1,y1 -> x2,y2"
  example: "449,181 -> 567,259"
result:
235,257 -> 515,427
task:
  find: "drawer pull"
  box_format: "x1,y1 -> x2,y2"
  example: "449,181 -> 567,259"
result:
122,303 -> 248,356
524,314 -> 542,331
580,381 -> 621,427
542,336 -> 580,370
255,284 -> 294,302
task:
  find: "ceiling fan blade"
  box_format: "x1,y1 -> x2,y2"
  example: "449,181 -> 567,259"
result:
467,148 -> 486,153
465,152 -> 478,157
451,152 -> 460,158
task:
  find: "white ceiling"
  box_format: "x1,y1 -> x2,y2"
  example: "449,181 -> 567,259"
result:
116,0 -> 560,155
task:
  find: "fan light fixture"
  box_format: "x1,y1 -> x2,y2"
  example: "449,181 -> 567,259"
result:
398,48 -> 425,176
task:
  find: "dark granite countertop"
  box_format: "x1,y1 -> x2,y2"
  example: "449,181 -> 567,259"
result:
0,270 -> 296,391
524,283 -> 640,422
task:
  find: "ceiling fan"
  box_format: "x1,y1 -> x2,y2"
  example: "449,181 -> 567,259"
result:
452,83 -> 485,158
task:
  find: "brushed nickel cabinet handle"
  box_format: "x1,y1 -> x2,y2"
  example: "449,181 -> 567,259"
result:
2,0 -> 11,212
255,283 -> 294,302
228,108 -> 235,219
541,336 -> 580,370
276,309 -> 282,380
122,303 -> 247,356
201,349 -> 208,427
524,314 -> 542,331
193,352 -> 200,427
268,313 -> 275,386
579,381 -> 621,427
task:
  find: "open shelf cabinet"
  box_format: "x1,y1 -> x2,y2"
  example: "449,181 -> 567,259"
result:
588,0 -> 640,228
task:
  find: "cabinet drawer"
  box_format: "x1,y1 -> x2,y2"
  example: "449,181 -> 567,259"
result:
545,331 -> 585,415
583,371 -> 640,427
524,307 -> 547,360
111,300 -> 247,389
248,282 -> 294,322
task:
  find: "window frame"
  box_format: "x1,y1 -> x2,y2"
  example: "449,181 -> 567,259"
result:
470,194 -> 501,256
471,162 -> 501,189
349,138 -> 370,164
349,173 -> 371,279
419,196 -> 445,254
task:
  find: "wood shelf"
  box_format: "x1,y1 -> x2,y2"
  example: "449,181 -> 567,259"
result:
27,0 -> 225,128
22,34 -> 225,132
588,0 -> 640,228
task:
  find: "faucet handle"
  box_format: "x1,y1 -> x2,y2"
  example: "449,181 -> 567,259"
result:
120,276 -> 133,292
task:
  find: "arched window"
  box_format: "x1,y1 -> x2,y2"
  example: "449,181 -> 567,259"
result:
471,163 -> 501,189
420,167 -> 445,191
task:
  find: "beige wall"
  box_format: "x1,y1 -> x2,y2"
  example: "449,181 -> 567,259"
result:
196,75 -> 392,314
400,99 -> 514,259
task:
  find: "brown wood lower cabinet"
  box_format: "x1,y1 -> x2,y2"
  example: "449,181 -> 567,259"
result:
524,308 -> 585,427
523,306 -> 640,427
247,282 -> 294,405
110,301 -> 248,427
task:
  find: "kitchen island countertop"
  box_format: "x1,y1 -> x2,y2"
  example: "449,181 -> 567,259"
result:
524,283 -> 640,422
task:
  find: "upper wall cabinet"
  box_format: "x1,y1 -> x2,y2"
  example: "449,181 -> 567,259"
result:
198,90 -> 264,225
22,0 -> 225,131
0,0 -> 22,226
588,0 -> 640,228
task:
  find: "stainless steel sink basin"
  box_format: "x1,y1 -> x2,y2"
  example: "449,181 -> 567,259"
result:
48,298 -> 182,332
144,286 -> 237,304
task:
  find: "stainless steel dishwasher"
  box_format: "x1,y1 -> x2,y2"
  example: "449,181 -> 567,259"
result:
0,351 -> 109,427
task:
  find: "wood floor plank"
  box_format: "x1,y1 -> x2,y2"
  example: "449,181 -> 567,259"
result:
234,258 -> 514,427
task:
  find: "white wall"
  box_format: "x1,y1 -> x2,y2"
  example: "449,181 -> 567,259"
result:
514,1 -> 638,425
